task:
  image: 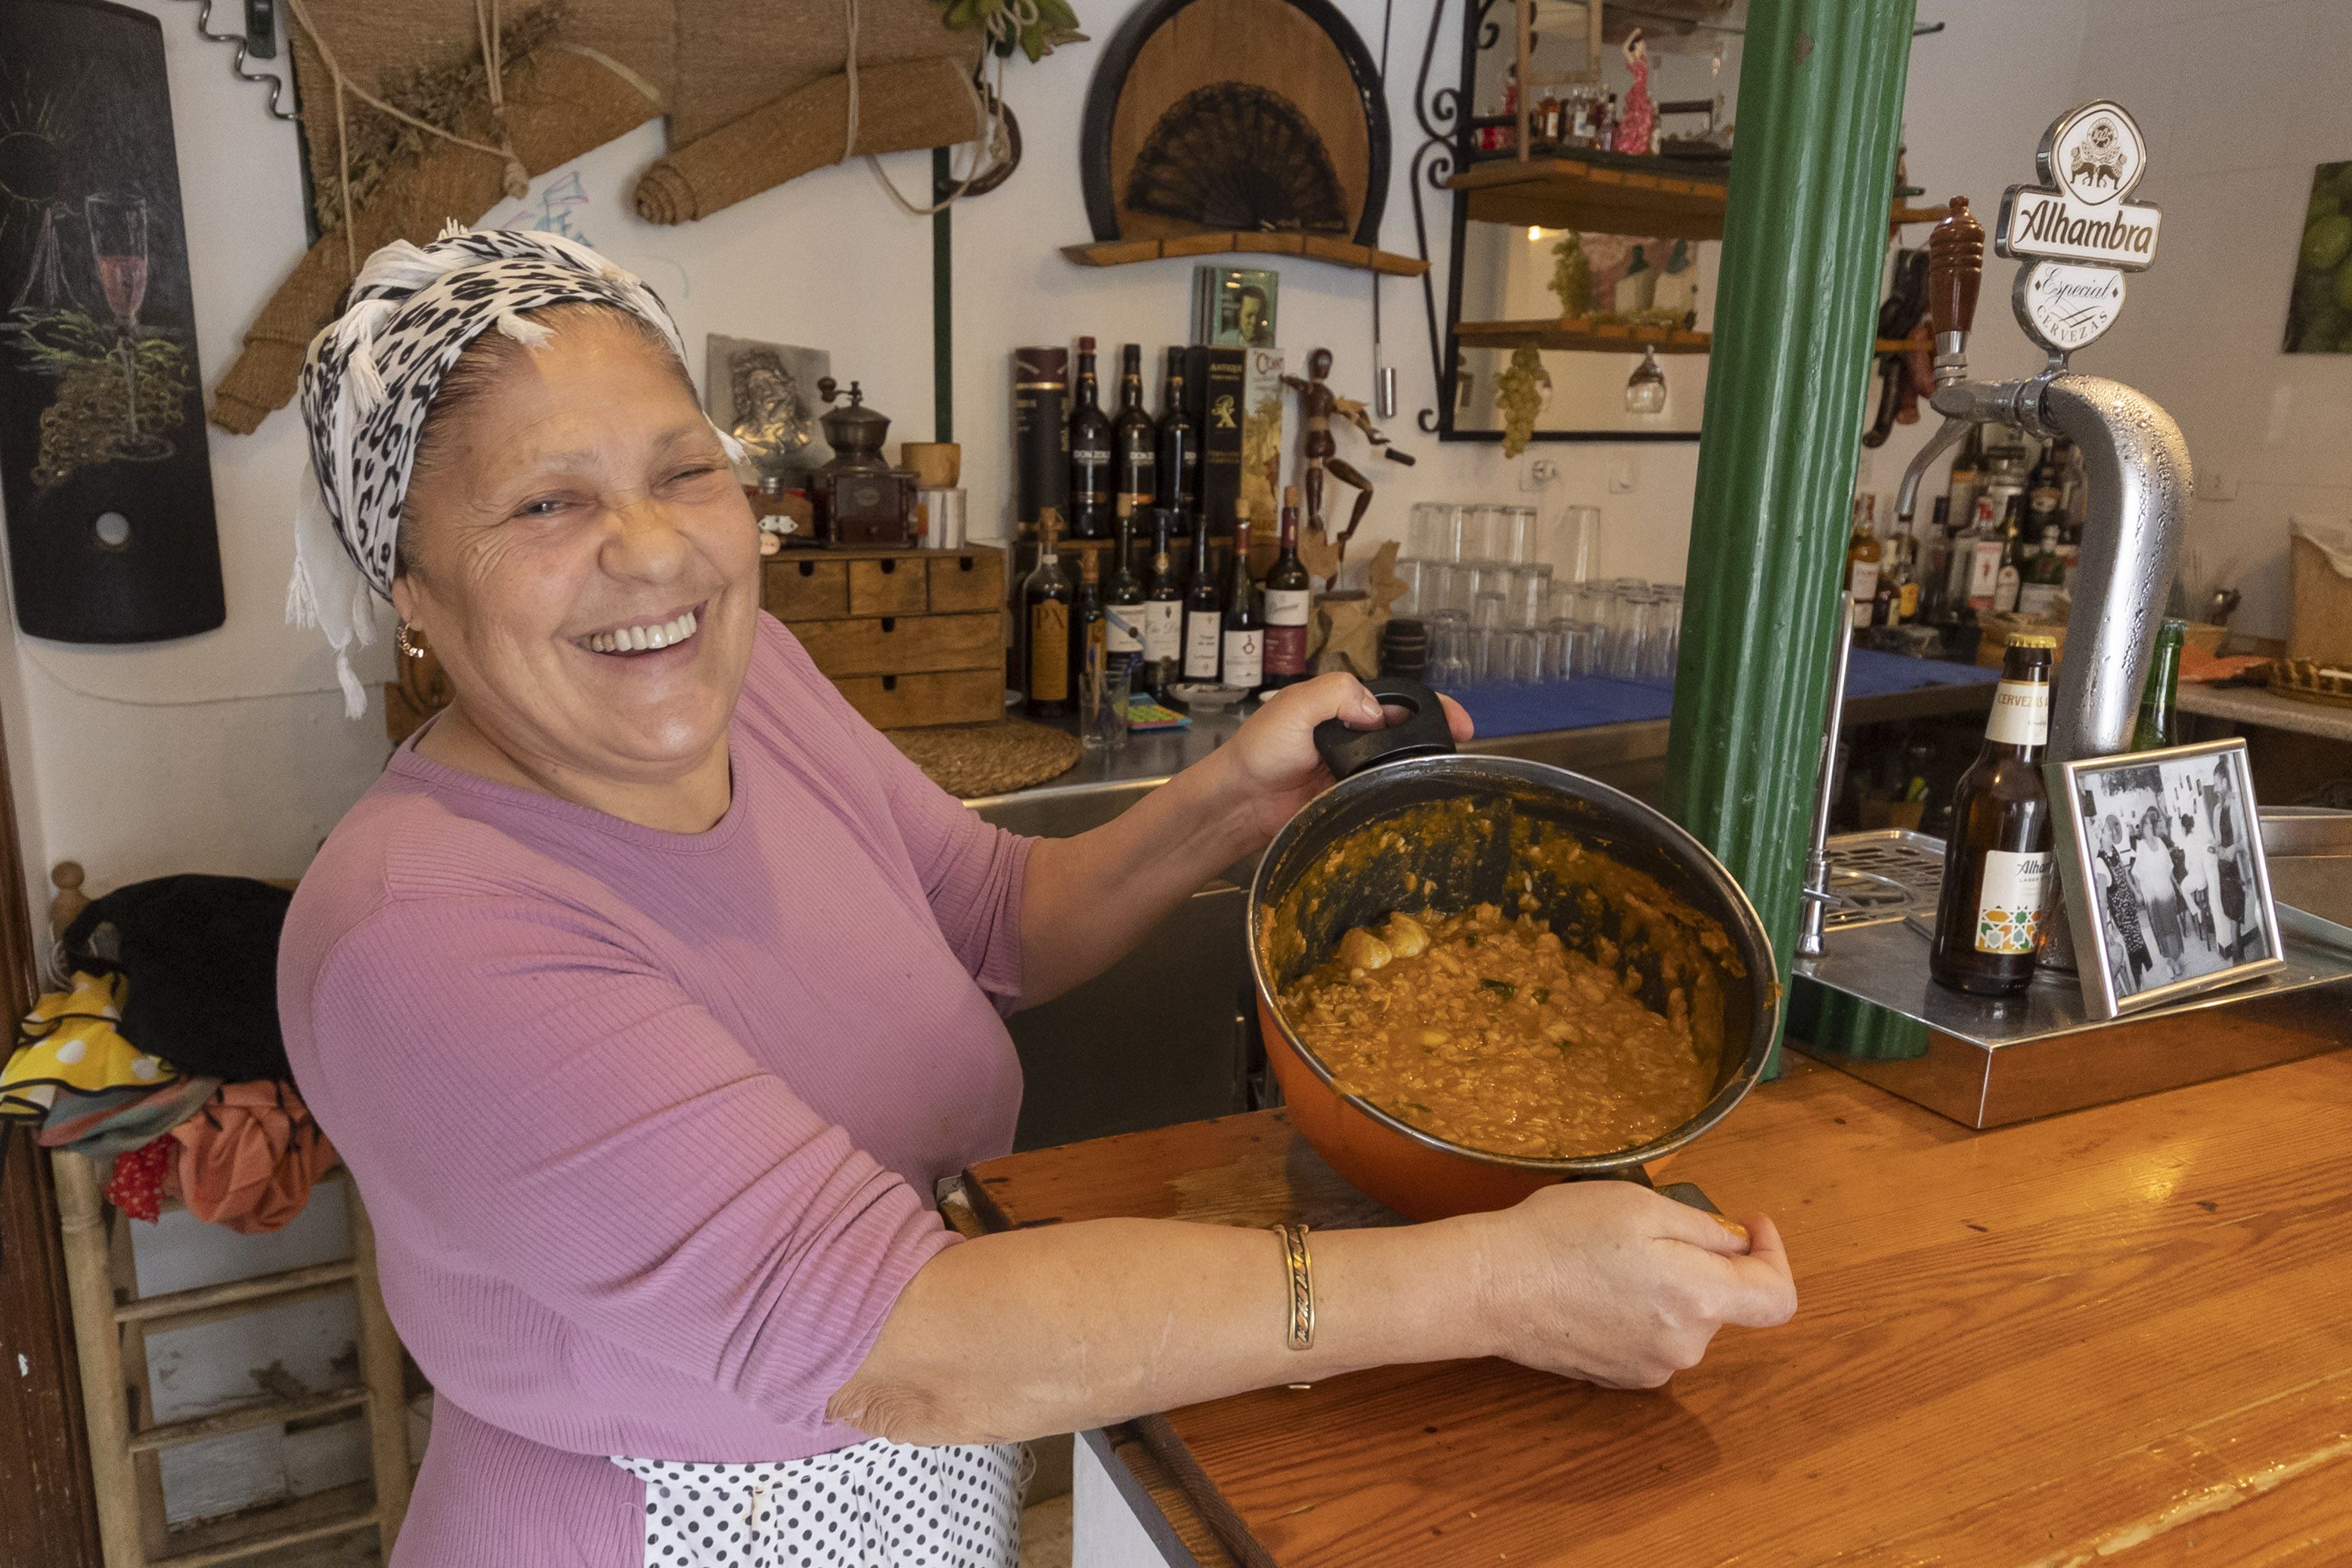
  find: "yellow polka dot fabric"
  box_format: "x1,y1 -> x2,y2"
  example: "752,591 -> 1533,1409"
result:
2,972 -> 178,1123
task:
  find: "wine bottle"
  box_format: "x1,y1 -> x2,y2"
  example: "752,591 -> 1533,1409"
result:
2017,525 -> 2066,618
2132,618 -> 2186,751
1106,501 -> 1146,668
1263,485 -> 1312,688
1928,634 -> 2057,996
1992,497 -> 2025,615
1221,502 -> 1264,696
1157,350 -> 1200,525
1023,509 -> 1074,717
1142,509 -> 1184,701
1072,549 -> 1108,727
1111,343 -> 1157,516
1965,495 -> 2005,613
1068,338 -> 1113,541
1182,509 -> 1223,686
1845,497 -> 1882,631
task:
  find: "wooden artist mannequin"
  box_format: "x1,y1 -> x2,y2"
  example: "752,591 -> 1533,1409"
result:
1283,348 -> 1407,564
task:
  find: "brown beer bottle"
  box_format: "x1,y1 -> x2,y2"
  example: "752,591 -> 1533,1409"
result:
1929,634 -> 2058,996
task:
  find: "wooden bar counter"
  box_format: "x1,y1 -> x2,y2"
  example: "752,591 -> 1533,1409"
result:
960,1052 -> 2352,1566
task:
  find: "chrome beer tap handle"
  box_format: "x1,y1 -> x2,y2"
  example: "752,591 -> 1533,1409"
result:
1797,592 -> 1858,961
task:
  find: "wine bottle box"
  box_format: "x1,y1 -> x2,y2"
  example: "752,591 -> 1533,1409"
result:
1185,346 -> 1247,533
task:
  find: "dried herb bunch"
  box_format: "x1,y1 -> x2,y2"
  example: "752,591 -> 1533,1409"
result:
307,2 -> 566,234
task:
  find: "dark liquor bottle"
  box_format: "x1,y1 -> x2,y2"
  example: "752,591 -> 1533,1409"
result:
1945,423 -> 1981,540
1142,509 -> 1184,700
1023,509 -> 1074,717
1111,343 -> 1157,516
2026,437 -> 2066,531
1068,338 -> 1114,541
1992,495 -> 2025,615
1106,501 -> 1147,671
1072,549 -> 1108,725
1262,485 -> 1312,689
1182,509 -> 1224,686
1929,634 -> 2058,996
1220,502 -> 1265,696
1010,346 -> 1069,535
1919,496 -> 1954,624
2132,617 -> 2187,751
1157,350 -> 1201,524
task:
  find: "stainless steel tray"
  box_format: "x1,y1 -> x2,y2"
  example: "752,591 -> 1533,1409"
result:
1790,817 -> 2352,1127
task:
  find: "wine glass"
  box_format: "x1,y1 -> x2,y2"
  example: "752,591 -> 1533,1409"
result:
85,194 -> 172,461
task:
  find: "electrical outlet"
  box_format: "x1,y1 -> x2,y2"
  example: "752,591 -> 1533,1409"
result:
2195,468 -> 2239,501
1523,457 -> 1559,490
1608,454 -> 1638,494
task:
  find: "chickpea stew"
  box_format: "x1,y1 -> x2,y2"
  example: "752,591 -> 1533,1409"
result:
1278,902 -> 1715,1159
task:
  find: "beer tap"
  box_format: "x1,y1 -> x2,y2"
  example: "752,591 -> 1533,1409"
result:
1830,104 -> 2189,973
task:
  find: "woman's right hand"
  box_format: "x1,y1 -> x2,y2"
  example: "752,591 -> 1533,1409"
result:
1470,1181 -> 1798,1387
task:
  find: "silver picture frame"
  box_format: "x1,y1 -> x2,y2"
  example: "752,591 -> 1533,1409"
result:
2047,738 -> 2285,1021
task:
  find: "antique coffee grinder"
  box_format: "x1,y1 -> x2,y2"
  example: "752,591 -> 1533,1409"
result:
808,378 -> 921,548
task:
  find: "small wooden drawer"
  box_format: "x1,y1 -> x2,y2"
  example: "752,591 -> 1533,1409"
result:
833,668 -> 1002,729
792,612 -> 1002,679
765,558 -> 850,620
927,549 -> 1005,614
848,556 -> 931,617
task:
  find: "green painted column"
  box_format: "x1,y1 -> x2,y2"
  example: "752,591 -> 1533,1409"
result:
1664,0 -> 1917,1072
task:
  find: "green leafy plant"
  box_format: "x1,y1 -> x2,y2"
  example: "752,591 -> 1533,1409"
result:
937,0 -> 1086,61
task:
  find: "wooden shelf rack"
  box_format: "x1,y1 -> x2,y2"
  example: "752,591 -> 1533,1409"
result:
1448,150 -> 1729,240
1455,316 -> 1710,354
1063,232 -> 1428,277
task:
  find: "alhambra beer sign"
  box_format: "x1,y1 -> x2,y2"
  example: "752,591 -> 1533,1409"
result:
1997,101 -> 2161,271
2000,101 -> 2158,358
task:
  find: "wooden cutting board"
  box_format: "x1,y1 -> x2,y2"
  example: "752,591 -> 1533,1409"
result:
964,1053 -> 2352,1566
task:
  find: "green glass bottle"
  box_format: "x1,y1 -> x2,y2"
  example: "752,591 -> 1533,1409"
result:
2131,618 -> 2186,751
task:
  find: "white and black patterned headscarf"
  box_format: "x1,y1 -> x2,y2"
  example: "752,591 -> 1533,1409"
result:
290,224 -> 730,718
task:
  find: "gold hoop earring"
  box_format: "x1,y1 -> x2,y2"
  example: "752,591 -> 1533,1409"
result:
397,621 -> 428,660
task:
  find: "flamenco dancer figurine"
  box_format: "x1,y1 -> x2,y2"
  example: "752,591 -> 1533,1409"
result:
1612,27 -> 1657,156
1283,348 -> 1412,567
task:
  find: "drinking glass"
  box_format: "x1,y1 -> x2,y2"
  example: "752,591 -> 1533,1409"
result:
1406,501 -> 1453,562
1541,618 -> 1579,681
1461,504 -> 1505,566
1393,557 -> 1430,617
1084,653 -> 1133,749
1429,620 -> 1473,692
1509,562 -> 1554,628
1470,589 -> 1508,631
1498,505 -> 1540,566
1606,590 -> 1656,677
1433,562 -> 1475,616
1554,505 -> 1599,584
1501,628 -> 1543,683
1644,586 -> 1684,677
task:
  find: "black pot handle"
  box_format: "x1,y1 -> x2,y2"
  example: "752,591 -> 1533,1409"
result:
1312,676 -> 1458,781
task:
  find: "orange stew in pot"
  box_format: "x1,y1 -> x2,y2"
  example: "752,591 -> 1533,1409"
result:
1279,902 -> 1712,1158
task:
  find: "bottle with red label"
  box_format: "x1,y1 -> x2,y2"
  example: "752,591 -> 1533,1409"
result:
1262,485 -> 1312,689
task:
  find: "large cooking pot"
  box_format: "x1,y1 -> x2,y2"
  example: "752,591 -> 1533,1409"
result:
1248,677 -> 1780,1220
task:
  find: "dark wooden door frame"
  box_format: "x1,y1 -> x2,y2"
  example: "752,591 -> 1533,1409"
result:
0,704 -> 102,1566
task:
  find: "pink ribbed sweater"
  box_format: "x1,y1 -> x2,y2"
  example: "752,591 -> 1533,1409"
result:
277,615 -> 1030,1566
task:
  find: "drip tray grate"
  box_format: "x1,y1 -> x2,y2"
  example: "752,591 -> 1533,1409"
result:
1821,830 -> 1947,931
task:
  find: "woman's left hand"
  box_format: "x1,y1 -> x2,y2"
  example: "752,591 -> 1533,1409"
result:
1216,673 -> 1475,844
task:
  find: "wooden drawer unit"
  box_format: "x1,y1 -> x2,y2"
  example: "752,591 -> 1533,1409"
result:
794,612 -> 1000,679
833,669 -> 1002,729
764,545 -> 1007,729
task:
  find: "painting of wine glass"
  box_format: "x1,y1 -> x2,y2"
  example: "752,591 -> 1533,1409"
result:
0,0 -> 222,643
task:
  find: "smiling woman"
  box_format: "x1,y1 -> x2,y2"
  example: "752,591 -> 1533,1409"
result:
275,228 -> 1793,1568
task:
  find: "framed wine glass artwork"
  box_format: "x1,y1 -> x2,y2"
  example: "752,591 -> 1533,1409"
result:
0,0 -> 224,643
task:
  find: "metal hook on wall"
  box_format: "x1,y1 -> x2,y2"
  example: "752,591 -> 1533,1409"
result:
172,0 -> 299,122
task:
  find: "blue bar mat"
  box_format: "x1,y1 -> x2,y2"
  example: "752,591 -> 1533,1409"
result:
1446,650 -> 1999,740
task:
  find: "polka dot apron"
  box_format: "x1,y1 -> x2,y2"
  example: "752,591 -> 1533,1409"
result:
614,1439 -> 1024,1566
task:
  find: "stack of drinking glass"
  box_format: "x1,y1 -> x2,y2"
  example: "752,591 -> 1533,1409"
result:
1394,503 -> 1678,692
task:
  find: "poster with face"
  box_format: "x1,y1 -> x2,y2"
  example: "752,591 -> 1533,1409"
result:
0,0 -> 223,643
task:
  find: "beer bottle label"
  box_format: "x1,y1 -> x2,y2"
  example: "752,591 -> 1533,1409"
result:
1029,602 -> 1070,701
1975,849 -> 2054,955
1185,611 -> 1222,679
1106,606 -> 1143,654
1986,677 -> 2051,747
1143,601 -> 1182,661
1222,628 -> 1263,689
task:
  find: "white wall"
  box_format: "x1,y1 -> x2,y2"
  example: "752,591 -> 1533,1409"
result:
2065,0 -> 2352,639
8,0 -> 2236,1527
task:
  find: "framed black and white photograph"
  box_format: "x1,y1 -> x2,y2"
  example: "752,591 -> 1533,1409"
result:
2050,739 -> 2285,1020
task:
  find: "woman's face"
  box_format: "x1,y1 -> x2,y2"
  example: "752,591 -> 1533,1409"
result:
391,311 -> 760,786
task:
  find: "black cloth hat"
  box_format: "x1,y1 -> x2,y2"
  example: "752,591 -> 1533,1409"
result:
61,875 -> 293,1083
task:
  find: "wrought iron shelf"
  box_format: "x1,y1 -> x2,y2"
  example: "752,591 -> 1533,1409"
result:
1446,149 -> 1730,240
1455,315 -> 1710,354
1061,233 -> 1430,277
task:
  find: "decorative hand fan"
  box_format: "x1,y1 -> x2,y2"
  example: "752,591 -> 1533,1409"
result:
1080,0 -> 1390,249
